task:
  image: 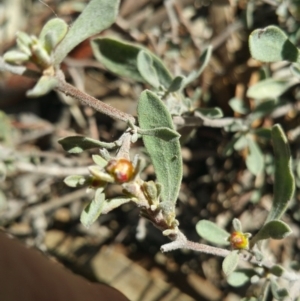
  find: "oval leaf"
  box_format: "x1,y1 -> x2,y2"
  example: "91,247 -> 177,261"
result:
58,136 -> 117,153
246,138 -> 264,176
137,127 -> 180,141
249,25 -> 300,63
26,76 -> 58,98
229,97 -> 249,114
196,107 -> 223,119
54,0 -> 120,64
39,18 -> 68,53
168,76 -> 185,92
227,269 -> 256,287
91,38 -> 173,88
247,78 -> 296,100
196,220 -> 230,246
137,50 -> 160,88
64,175 -> 88,187
253,220 -> 292,243
137,90 -> 182,203
80,189 -> 105,228
222,250 -> 239,276
267,124 -> 295,221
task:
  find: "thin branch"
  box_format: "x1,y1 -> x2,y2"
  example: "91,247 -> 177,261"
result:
54,71 -> 136,124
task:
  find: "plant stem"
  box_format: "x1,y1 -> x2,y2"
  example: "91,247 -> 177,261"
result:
55,71 -> 136,124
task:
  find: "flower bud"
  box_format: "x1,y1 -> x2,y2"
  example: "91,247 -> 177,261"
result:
230,231 -> 249,250
105,158 -> 134,183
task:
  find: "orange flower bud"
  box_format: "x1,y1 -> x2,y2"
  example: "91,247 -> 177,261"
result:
230,231 -> 249,250
105,158 -> 134,183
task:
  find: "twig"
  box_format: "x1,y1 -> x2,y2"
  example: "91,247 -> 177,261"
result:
54,71 -> 136,124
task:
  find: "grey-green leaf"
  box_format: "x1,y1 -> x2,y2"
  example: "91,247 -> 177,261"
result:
58,136 -> 117,153
270,279 -> 289,300
196,107 -> 223,119
247,78 -> 296,100
64,175 -> 89,187
80,189 -> 105,228
137,127 -> 180,141
267,124 -> 295,222
26,76 -> 58,97
196,220 -> 230,246
253,220 -> 292,242
222,250 -> 239,276
137,50 -> 160,88
101,197 -> 134,214
227,269 -> 256,287
229,97 -> 249,114
91,38 -> 173,88
137,90 -> 182,203
246,138 -> 264,176
269,264 -> 285,277
39,18 -> 68,53
168,76 -> 186,92
53,0 -> 120,65
184,45 -> 213,86
249,25 -> 300,63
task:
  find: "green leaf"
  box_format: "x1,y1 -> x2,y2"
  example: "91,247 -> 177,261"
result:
195,220 -> 230,246
64,175 -> 88,187
267,124 -> 295,221
184,45 -> 213,86
80,189 -> 105,228
167,76 -> 186,92
26,76 -> 58,97
92,155 -> 108,168
234,135 -> 248,151
196,107 -> 223,119
253,220 -> 292,242
269,264 -> 285,277
3,50 -> 30,64
246,138 -> 264,176
229,97 -> 249,114
101,197 -> 134,214
247,78 -> 295,100
249,25 -> 300,63
137,90 -> 182,203
270,279 -> 289,300
53,0 -> 120,65
137,127 -> 180,141
91,38 -> 173,88
222,250 -> 239,276
227,269 -> 256,287
58,136 -> 117,153
39,18 -> 68,53
253,128 -> 272,140
232,218 -> 243,232
137,50 -> 160,88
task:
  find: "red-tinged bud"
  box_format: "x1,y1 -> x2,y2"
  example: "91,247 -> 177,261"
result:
230,231 -> 249,250
105,158 -> 134,183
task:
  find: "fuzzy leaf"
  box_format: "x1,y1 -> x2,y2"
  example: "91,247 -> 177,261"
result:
232,218 -> 243,232
26,76 -> 58,97
234,135 -> 248,151
253,220 -> 292,242
39,18 -> 68,53
247,78 -> 295,100
137,90 -> 182,203
137,50 -> 160,88
267,124 -> 295,221
64,175 -> 88,187
249,25 -> 300,63
253,128 -> 272,140
269,265 -> 285,277
196,220 -> 230,246
227,269 -> 256,287
184,45 -> 212,86
168,76 -> 186,92
91,38 -> 173,88
196,107 -> 223,119
3,50 -> 30,64
137,127 -> 180,141
101,197 -> 134,214
54,0 -> 120,64
270,279 -> 289,300
80,189 -> 105,228
222,250 -> 239,276
229,97 -> 249,114
58,136 -> 117,153
246,139 -> 264,176
92,155 -> 108,167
